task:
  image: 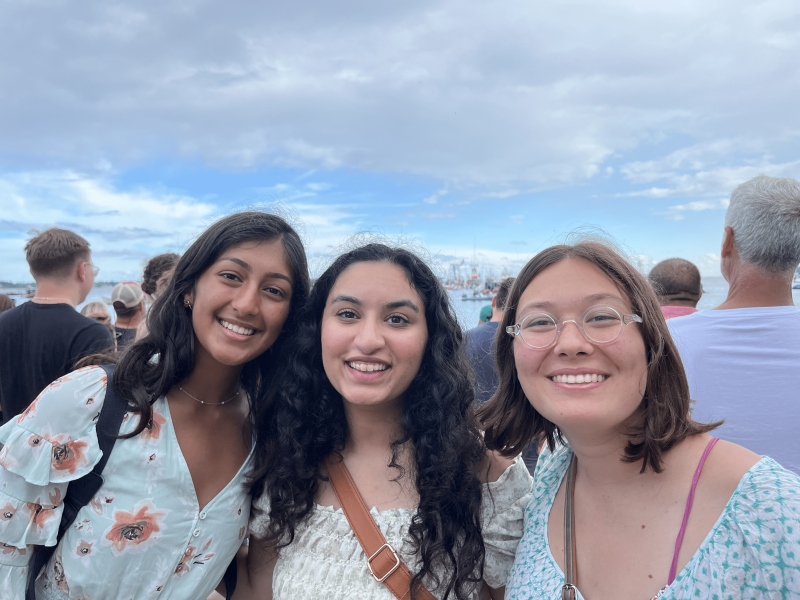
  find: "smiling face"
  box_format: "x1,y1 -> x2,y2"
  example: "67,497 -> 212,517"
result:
188,239 -> 294,370
512,257 -> 648,438
321,261 -> 428,410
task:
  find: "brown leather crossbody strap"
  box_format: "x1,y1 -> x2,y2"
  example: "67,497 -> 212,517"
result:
324,455 -> 437,600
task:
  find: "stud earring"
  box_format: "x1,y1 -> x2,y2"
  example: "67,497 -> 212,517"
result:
184,299 -> 192,309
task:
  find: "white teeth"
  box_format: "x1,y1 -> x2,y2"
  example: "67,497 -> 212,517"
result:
550,374 -> 605,383
219,319 -> 255,336
347,362 -> 388,373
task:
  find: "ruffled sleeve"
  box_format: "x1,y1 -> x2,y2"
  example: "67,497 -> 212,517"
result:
248,491 -> 271,540
481,455 -> 533,588
0,366 -> 107,563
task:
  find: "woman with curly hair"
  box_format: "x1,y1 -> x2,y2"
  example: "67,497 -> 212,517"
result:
235,244 -> 532,600
137,252 -> 181,341
0,212 -> 310,599
141,252 -> 180,300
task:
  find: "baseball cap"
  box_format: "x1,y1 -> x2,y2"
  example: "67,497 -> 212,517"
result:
111,281 -> 145,309
479,305 -> 493,321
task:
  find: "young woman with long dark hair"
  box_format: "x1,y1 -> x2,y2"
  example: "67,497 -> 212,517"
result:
235,244 -> 532,600
0,212 -> 309,599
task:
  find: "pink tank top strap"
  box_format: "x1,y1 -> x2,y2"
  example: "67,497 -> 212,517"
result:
667,437 -> 719,584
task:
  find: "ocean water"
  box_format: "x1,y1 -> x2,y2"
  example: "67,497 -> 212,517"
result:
449,276 -> 800,331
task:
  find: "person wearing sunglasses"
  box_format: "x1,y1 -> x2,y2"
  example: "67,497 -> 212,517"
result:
479,241 -> 800,600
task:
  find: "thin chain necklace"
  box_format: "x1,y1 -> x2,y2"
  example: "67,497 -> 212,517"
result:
33,296 -> 73,305
178,384 -> 241,405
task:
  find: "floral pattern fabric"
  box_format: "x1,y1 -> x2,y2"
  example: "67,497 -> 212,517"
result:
505,444 -> 800,600
0,366 -> 252,600
249,455 -> 534,600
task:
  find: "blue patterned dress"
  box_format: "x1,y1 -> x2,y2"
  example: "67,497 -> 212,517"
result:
506,444 -> 800,599
0,366 -> 252,600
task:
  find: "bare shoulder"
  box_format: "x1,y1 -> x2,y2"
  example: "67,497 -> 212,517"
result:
704,438 -> 762,484
478,449 -> 516,484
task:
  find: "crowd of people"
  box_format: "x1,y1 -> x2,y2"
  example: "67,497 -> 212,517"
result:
0,173 -> 798,600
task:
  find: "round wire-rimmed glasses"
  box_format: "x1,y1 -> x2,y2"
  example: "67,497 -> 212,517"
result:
506,304 -> 643,349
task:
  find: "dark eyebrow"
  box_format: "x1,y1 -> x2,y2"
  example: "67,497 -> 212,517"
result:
221,257 -> 251,271
221,257 -> 292,284
385,299 -> 419,313
330,294 -> 362,306
264,272 -> 293,284
329,295 -> 419,313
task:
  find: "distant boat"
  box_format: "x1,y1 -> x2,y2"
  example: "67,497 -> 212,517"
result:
461,292 -> 493,302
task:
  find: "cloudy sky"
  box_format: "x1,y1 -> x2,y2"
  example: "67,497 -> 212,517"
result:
2,0 -> 799,280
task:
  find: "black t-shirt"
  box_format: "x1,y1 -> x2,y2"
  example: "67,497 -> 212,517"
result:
465,320 -> 538,472
465,321 -> 500,405
114,325 -> 137,348
0,302 -> 113,424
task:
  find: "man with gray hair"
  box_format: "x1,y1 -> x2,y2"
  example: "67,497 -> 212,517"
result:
668,175 -> 800,473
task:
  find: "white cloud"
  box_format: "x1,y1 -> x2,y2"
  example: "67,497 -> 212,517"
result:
0,170 -> 218,280
289,202 -> 364,255
659,198 -> 729,220
691,253 -> 723,277
620,145 -> 800,198
423,189 -> 448,204
669,199 -> 730,212
306,182 -> 334,192
1,0 -> 798,195
0,171 -> 368,281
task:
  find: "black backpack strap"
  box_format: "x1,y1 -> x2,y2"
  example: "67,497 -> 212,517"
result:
224,557 -> 237,599
26,364 -> 128,599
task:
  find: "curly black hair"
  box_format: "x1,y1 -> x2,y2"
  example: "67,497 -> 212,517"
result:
114,212 -> 310,438
249,244 -> 487,600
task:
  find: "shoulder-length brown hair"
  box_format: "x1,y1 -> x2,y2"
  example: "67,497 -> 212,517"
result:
478,241 -> 719,473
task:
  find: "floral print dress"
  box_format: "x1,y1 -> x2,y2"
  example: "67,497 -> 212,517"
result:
0,366 -> 252,600
505,444 -> 800,600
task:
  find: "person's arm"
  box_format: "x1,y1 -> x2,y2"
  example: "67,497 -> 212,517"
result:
486,584 -> 505,600
479,450 -> 534,600
229,537 -> 278,600
0,367 -> 108,593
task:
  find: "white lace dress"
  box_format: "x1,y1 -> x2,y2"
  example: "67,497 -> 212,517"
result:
249,456 -> 533,599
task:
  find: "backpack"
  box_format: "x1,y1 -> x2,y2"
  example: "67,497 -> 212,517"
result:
25,365 -> 238,599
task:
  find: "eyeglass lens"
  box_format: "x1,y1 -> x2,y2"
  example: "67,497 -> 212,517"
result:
520,306 -> 624,347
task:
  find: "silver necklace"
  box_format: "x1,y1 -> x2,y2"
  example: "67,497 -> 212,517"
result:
178,384 -> 241,405
33,296 -> 74,305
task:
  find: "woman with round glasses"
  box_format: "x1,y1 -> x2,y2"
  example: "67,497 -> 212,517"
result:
479,241 -> 800,600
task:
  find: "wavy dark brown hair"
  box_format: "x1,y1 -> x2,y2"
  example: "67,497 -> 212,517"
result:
249,244 -> 486,600
141,253 -> 180,296
479,241 -> 719,473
